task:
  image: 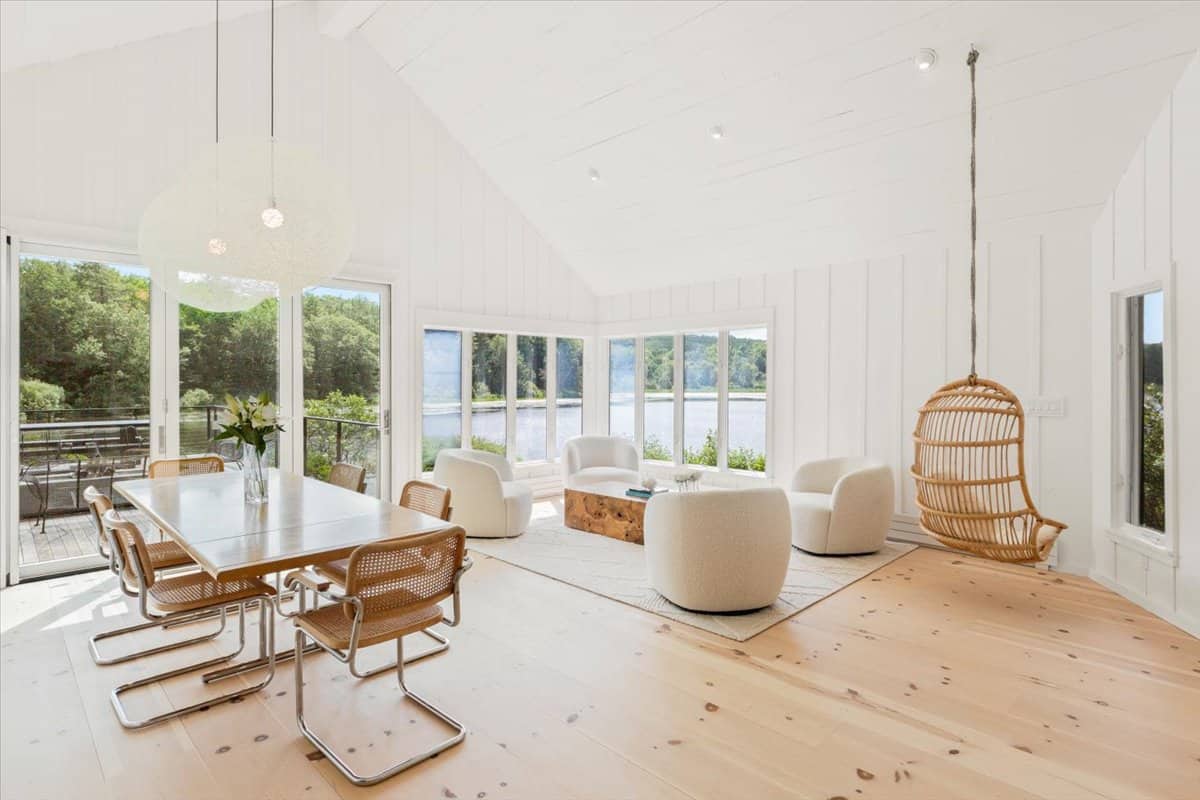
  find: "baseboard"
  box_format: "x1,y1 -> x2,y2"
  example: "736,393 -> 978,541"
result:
1089,570 -> 1200,639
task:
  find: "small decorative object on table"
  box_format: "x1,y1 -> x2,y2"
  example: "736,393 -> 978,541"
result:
673,470 -> 701,492
215,394 -> 284,504
641,476 -> 657,491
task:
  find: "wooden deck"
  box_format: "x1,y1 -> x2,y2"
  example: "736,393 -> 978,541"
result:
1,511 -> 1197,799
18,509 -> 152,567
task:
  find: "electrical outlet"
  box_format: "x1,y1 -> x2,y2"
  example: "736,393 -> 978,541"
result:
1028,395 -> 1066,417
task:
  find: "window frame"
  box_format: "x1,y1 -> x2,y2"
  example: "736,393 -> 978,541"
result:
418,322 -> 584,474
606,321 -> 771,478
1111,279 -> 1177,561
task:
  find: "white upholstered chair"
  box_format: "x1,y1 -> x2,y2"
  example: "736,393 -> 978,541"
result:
562,435 -> 640,487
643,488 -> 791,613
787,458 -> 894,555
432,449 -> 532,539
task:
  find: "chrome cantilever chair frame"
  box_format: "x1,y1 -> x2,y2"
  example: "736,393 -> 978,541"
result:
100,512 -> 277,729
84,486 -> 231,666
285,545 -> 470,786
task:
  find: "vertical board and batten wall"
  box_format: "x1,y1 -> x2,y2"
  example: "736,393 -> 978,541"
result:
596,227 -> 1095,575
1090,55 -> 1199,635
0,4 -> 599,500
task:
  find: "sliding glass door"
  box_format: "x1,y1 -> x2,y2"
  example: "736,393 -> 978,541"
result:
300,282 -> 388,497
178,285 -> 280,465
16,252 -> 152,577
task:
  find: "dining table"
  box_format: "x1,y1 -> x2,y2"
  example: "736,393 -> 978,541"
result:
114,468 -> 453,681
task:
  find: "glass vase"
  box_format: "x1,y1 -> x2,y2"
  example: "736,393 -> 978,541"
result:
243,443 -> 269,503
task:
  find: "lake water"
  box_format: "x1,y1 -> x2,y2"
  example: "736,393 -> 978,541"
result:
423,397 -> 765,463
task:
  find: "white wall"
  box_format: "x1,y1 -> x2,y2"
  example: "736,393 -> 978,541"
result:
0,4 -> 598,496
596,223 -> 1096,575
1090,55 -> 1199,636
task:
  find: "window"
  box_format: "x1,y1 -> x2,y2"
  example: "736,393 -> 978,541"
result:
18,254 -> 152,572
1126,291 -> 1165,533
471,332 -> 507,456
555,337 -> 584,458
422,328 -> 585,470
178,277 -> 280,465
302,285 -> 384,495
609,338 -> 635,441
728,328 -> 767,472
643,335 -> 674,462
516,335 -> 547,462
683,332 -> 719,467
607,327 -> 768,474
422,329 -> 462,471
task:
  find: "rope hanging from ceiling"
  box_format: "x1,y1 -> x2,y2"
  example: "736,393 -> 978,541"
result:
909,47 -> 1067,564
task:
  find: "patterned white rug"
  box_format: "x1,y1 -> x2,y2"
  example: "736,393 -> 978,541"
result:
468,517 -> 917,642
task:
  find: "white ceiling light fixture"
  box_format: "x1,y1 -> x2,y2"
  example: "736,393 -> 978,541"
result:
709,125 -> 725,141
915,48 -> 937,72
588,167 -> 601,183
138,0 -> 353,310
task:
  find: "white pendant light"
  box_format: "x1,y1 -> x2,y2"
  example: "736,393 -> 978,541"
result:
138,0 -> 352,310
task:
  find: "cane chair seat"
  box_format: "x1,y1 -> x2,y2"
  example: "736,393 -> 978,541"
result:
147,540 -> 194,570
148,572 -> 276,613
297,601 -> 444,650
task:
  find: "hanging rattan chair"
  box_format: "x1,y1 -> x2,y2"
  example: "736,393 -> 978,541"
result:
909,48 -> 1066,564
911,377 -> 1066,563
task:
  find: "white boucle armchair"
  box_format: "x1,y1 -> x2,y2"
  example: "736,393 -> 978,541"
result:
562,435 -> 640,487
432,449 -> 532,539
643,488 -> 791,613
787,457 -> 894,555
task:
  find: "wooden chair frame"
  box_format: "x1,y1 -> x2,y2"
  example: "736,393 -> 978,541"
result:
147,455 -> 225,479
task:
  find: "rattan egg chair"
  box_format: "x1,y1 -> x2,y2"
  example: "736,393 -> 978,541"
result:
912,377 -> 1066,563
909,48 -> 1066,564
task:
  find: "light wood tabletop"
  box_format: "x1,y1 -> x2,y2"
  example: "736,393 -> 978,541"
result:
115,469 -> 451,580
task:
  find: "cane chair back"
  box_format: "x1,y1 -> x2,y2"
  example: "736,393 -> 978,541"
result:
343,527 -> 466,622
911,377 -> 1067,563
329,463 -> 367,494
83,485 -> 115,558
102,510 -> 157,589
148,455 -> 224,479
399,480 -> 452,521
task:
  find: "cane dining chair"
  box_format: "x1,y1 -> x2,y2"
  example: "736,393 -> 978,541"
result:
286,527 -> 470,786
328,462 -> 367,493
147,454 -> 225,479
311,480 -> 458,676
83,485 -> 223,667
99,510 -> 277,728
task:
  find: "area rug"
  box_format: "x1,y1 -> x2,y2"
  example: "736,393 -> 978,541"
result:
467,518 -> 916,642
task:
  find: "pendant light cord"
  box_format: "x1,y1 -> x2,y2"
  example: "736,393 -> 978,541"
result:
967,45 -> 979,383
270,0 -> 275,140
215,0 -> 220,144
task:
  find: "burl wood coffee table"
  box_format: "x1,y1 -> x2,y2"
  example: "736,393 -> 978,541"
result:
563,481 -> 654,544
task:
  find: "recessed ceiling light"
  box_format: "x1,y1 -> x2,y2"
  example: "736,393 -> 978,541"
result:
588,168 -> 601,183
709,125 -> 725,141
915,48 -> 937,72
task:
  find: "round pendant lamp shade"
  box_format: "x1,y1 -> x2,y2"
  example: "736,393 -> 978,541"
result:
138,137 -> 354,308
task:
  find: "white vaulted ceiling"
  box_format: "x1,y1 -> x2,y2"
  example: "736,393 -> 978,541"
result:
361,1 -> 1200,295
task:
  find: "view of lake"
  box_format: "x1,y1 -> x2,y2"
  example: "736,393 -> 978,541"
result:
423,397 -> 765,464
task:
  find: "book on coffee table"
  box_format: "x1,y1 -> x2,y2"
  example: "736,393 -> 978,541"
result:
625,487 -> 668,499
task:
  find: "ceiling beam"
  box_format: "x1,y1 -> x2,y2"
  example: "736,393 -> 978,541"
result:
317,0 -> 386,39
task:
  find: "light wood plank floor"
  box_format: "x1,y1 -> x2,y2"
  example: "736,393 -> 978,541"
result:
1,545 -> 1197,800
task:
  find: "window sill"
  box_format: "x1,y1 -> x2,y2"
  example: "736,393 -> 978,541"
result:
1106,525 -> 1177,566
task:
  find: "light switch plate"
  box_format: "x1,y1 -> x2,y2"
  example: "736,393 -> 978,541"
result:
1028,395 -> 1066,417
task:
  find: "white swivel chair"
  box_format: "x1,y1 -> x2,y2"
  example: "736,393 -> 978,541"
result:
563,435 -> 640,487
433,449 -> 532,539
644,488 -> 791,613
787,458 -> 894,555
